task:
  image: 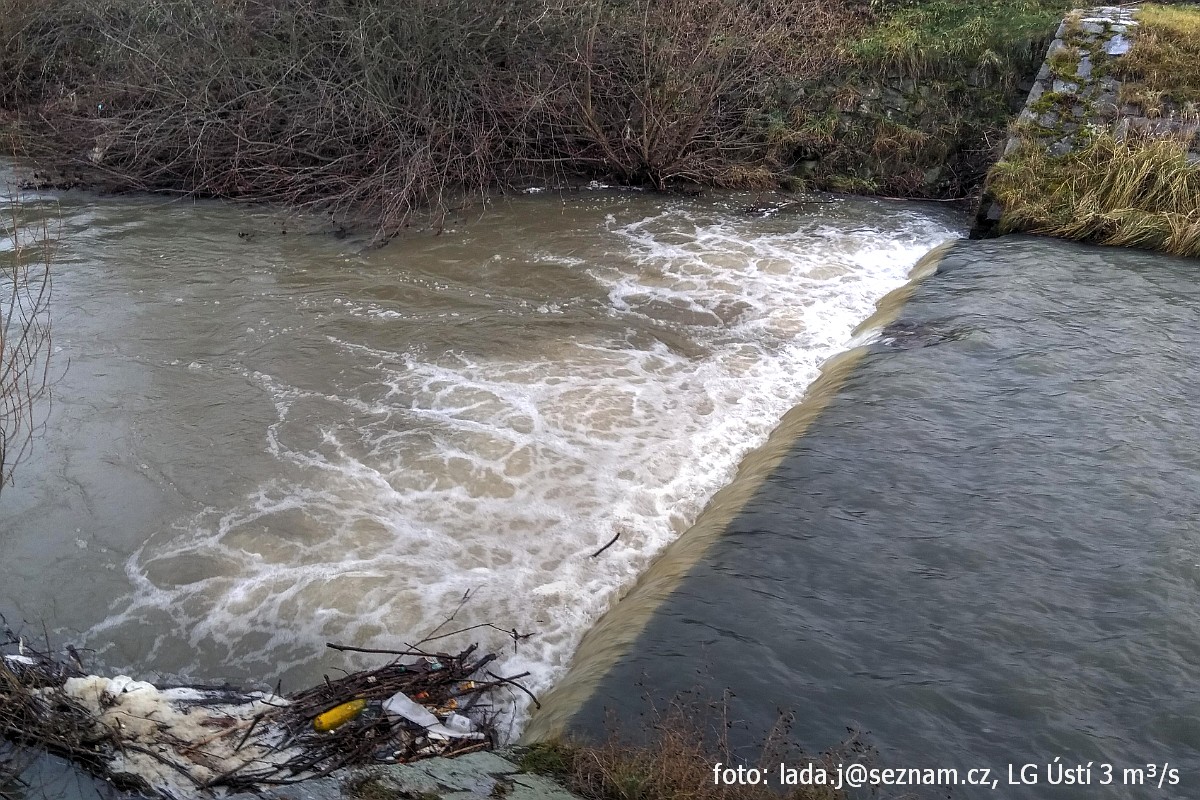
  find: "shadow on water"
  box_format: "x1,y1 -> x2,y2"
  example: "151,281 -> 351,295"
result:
560,236 -> 1200,799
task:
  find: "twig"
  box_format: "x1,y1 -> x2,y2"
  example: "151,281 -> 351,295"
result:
414,589 -> 473,646
234,713 -> 262,753
590,531 -> 620,558
484,671 -> 541,710
324,644 -> 435,657
415,623 -> 533,645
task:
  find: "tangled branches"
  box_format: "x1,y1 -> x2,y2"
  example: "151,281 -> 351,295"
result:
0,0 -> 870,238
1,620 -> 537,799
0,178 -> 53,495
0,625 -> 108,792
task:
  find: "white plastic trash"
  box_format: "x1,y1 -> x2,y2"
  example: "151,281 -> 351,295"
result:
425,721 -> 485,741
442,713 -> 477,734
382,692 -> 439,728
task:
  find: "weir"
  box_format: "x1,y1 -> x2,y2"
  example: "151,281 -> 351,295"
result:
0,175 -> 960,765
522,241 -> 959,741
545,232 -> 1200,799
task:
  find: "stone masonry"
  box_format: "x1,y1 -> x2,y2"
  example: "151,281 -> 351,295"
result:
972,5 -> 1200,236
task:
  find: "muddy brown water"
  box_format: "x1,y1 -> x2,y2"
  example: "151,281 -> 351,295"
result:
9,172 -> 1193,800
0,174 -> 957,731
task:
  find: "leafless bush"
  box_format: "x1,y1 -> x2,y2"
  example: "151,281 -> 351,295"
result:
1,0 -> 870,238
0,179 -> 53,496
551,0 -> 863,188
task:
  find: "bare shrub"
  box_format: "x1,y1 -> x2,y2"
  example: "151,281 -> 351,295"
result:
0,177 -> 53,495
1,0 -> 870,238
547,0 -> 860,188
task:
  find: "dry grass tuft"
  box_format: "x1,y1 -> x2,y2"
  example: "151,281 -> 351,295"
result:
988,129 -> 1200,257
1117,3 -> 1200,109
520,699 -> 868,800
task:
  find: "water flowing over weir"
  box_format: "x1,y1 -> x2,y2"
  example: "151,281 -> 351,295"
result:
523,240 -> 959,739
560,235 -> 1200,799
1,176 -> 961,733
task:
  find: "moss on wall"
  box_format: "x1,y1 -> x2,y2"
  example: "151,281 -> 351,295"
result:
771,70 -> 1031,198
974,4 -> 1200,257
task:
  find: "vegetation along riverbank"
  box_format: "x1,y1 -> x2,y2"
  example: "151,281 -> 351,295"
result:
1,0 -> 1071,239
977,3 -> 1200,257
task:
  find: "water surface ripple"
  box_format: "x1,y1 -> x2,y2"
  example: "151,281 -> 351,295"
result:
0,179 -> 958,730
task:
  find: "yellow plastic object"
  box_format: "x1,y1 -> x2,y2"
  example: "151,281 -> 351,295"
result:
313,699 -> 367,732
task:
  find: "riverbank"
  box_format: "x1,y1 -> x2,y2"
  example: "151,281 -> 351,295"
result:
0,0 -> 1065,239
8,2 -> 1199,256
295,707 -> 863,800
974,3 -> 1200,257
242,739 -> 852,800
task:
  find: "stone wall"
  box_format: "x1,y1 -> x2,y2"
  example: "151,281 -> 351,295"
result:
786,63 -> 1039,198
972,5 -> 1200,237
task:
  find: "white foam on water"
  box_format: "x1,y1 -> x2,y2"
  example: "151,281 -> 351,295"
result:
86,199 -> 958,732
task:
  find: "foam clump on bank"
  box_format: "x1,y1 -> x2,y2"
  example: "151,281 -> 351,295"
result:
56,675 -> 292,798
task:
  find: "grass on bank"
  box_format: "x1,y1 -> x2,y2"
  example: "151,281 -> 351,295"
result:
980,2 -> 1200,258
846,0 -> 1072,77
1116,3 -> 1200,111
988,130 -> 1200,257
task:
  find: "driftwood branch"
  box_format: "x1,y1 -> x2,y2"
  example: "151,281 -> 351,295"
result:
590,531 -> 621,557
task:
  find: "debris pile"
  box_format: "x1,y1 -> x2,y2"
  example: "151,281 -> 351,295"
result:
0,626 -> 535,799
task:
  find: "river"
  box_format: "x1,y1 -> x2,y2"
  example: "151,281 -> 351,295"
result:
3,171 -> 1196,799
0,173 -> 956,726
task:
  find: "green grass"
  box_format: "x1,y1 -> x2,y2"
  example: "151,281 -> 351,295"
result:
1028,89 -> 1073,116
988,131 -> 1200,257
518,741 -> 576,779
1046,44 -> 1082,79
845,0 -> 1072,76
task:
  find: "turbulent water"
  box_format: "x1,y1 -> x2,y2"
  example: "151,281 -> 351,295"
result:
0,175 -> 960,729
570,235 -> 1200,799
